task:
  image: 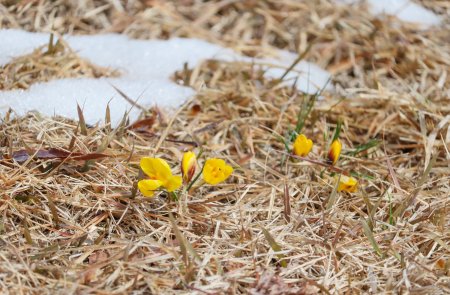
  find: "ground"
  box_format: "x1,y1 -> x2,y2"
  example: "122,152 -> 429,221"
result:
0,1 -> 449,294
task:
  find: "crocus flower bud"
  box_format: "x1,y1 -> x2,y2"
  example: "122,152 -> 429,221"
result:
182,151 -> 197,184
328,139 -> 342,165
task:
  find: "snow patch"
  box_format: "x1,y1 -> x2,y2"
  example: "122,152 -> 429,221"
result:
0,29 -> 331,125
369,0 -> 441,28
338,0 -> 442,28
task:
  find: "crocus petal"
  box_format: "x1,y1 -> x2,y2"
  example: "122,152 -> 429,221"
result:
138,179 -> 163,197
337,176 -> 358,193
202,159 -> 222,185
328,139 -> 342,165
140,157 -> 173,180
203,171 -> 221,185
293,134 -> 313,157
221,164 -> 233,179
182,151 -> 197,183
165,175 -> 182,192
203,158 -> 233,185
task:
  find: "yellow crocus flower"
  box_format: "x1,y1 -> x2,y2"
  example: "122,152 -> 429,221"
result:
328,139 -> 342,165
202,158 -> 233,185
181,151 -> 197,184
138,157 -> 182,197
337,175 -> 358,193
293,134 -> 313,157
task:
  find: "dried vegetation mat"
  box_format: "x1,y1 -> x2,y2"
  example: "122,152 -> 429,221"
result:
0,0 -> 450,294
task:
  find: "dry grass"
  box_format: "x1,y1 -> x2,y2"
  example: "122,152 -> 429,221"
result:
0,0 -> 449,294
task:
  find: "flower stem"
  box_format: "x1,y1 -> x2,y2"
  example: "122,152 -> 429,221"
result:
170,191 -> 178,202
186,164 -> 205,192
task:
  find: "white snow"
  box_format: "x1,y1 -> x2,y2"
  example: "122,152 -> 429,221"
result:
368,0 -> 441,28
0,29 -> 331,125
337,0 -> 442,29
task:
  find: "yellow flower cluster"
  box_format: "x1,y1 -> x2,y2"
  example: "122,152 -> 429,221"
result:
292,133 -> 357,193
138,152 -> 233,197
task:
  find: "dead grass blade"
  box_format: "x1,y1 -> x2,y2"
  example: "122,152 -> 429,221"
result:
111,84 -> 146,111
326,175 -> 340,210
168,213 -> 201,263
77,104 -> 88,136
46,194 -> 60,229
283,182 -> 291,222
261,227 -> 287,268
22,218 -> 33,246
361,219 -> 382,257
278,42 -> 313,82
